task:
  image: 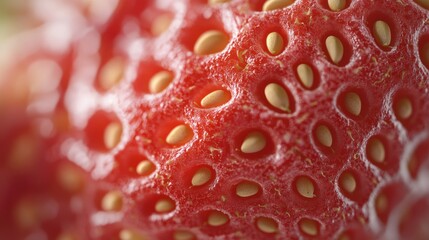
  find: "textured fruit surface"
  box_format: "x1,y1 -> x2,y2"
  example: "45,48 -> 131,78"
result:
1,0 -> 429,239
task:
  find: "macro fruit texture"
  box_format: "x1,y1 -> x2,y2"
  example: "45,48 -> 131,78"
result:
1,0 -> 429,239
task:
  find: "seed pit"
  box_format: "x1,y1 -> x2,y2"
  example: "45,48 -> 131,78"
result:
366,137 -> 386,165
98,57 -> 125,91
299,218 -> 319,236
207,211 -> 229,227
419,38 -> 429,69
191,167 -> 213,186
148,70 -> 174,94
194,30 -> 229,55
235,180 -> 260,198
101,191 -> 123,212
314,124 -> 333,148
394,96 -> 413,121
240,131 -> 267,154
165,124 -> 194,146
265,32 -> 285,56
262,0 -> 294,11
338,89 -> 366,118
256,217 -> 278,233
339,171 -> 357,194
295,176 -> 316,199
85,111 -> 121,151
367,12 -> 398,51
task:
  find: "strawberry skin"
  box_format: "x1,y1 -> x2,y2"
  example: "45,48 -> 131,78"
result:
1,0 -> 429,239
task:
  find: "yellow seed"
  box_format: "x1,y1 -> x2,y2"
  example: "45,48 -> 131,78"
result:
200,89 -> 230,108
166,124 -> 193,146
296,176 -> 315,198
136,160 -> 155,176
174,230 -> 195,240
327,0 -> 346,11
297,64 -> 314,89
266,32 -> 284,55
155,198 -> 175,213
262,0 -> 294,11
101,191 -> 123,211
394,97 -> 413,120
299,219 -> 319,236
99,57 -> 125,91
119,229 -> 146,240
240,132 -> 267,153
256,217 -> 278,233
376,193 -> 388,213
236,181 -> 259,197
57,232 -> 77,240
325,35 -> 344,64
264,83 -> 290,112
193,30 -> 229,55
416,0 -> 429,9
8,134 -> 37,171
104,122 -> 123,150
316,125 -> 333,147
14,199 -> 39,229
344,92 -> 362,116
191,167 -> 212,186
208,0 -> 230,4
367,138 -> 385,163
57,164 -> 84,193
339,172 -> 357,193
373,20 -> 391,47
151,14 -> 172,36
208,211 -> 229,226
149,71 -> 173,93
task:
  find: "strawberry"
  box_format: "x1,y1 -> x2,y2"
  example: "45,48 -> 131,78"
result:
1,0 -> 429,239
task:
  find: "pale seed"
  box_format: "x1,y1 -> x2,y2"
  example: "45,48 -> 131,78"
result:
240,132 -> 267,153
316,125 -> 333,147
194,30 -> 229,55
149,71 -> 173,93
208,211 -> 229,226
191,167 -> 212,186
101,191 -> 123,211
256,217 -> 278,233
119,229 -> 146,240
325,35 -> 344,64
297,64 -> 314,89
339,172 -> 357,193
264,83 -> 290,112
299,218 -> 319,236
100,57 -> 125,91
266,32 -> 284,55
394,97 -> 412,120
236,181 -> 259,197
104,122 -> 123,150
136,160 -> 155,176
262,0 -> 294,11
328,0 -> 346,11
200,89 -> 230,108
296,176 -> 315,198
208,0 -> 230,4
166,124 -> 193,146
155,198 -> 175,213
151,14 -> 172,36
373,20 -> 391,47
367,138 -> 385,163
344,92 -> 362,116
174,230 -> 195,240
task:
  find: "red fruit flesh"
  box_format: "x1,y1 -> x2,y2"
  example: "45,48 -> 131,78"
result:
1,0 -> 429,239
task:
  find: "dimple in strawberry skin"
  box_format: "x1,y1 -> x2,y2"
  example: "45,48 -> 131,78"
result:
1,0 -> 429,239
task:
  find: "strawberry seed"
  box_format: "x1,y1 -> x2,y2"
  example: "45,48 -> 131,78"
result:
256,217 -> 278,233
166,124 -> 193,146
101,191 -> 123,211
240,131 -> 267,153
264,83 -> 290,112
325,35 -> 344,64
296,176 -> 315,198
191,167 -> 212,186
373,20 -> 392,47
208,211 -> 229,226
149,71 -> 174,94
266,32 -> 284,55
328,0 -> 346,11
104,122 -> 122,150
236,181 -> 260,197
262,0 -> 294,11
297,64 -> 314,89
200,89 -> 230,108
194,30 -> 229,55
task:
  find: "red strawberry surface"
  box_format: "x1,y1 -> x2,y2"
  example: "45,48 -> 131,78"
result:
1,0 -> 429,239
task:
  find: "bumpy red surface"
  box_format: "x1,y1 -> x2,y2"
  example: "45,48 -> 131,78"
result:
1,0 -> 429,239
